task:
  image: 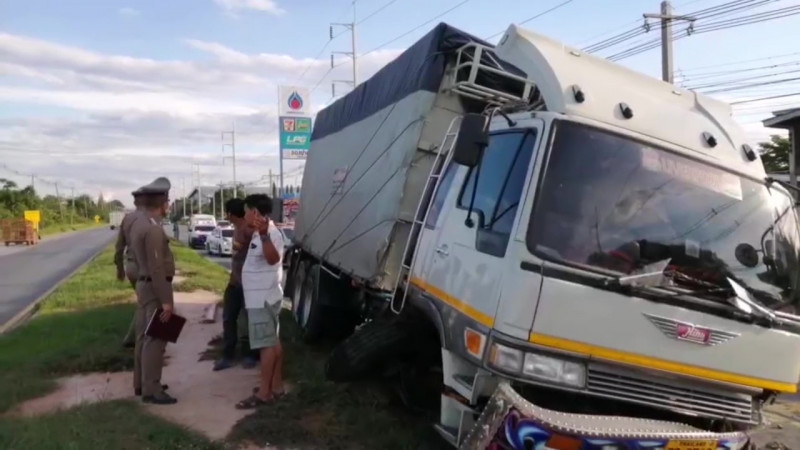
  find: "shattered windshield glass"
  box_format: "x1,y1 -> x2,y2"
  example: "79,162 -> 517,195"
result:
528,120 -> 800,309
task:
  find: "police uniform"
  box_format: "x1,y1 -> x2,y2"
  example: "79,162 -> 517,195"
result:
116,189 -> 149,348
130,177 -> 177,404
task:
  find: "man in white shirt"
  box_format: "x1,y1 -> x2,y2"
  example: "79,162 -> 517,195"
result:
236,194 -> 285,409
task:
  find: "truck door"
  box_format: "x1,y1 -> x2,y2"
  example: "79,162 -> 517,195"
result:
417,125 -> 540,332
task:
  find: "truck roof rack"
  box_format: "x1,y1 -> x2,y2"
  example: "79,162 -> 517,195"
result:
448,42 -> 536,106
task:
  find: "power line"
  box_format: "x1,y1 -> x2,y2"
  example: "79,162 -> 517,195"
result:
591,0 -> 787,62
729,91 -> 800,105
361,0 -> 473,56
677,60 -> 800,83
293,2 -> 354,83
686,68 -> 800,90
702,76 -> 800,94
679,50 -> 800,74
311,0 -> 474,93
357,0 -> 398,24
484,0 -> 577,41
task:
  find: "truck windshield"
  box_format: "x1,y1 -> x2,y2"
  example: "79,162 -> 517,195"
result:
528,120 -> 800,309
195,225 -> 215,232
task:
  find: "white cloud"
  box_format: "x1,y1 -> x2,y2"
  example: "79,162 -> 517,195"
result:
118,7 -> 140,17
213,0 -> 285,16
0,30 -> 403,203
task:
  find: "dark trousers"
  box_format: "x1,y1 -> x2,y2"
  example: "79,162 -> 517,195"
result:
222,283 -> 257,360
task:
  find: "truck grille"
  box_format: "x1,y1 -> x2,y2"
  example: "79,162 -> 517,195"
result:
586,365 -> 756,424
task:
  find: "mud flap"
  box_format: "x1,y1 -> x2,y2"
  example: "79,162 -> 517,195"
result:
458,383 -> 751,450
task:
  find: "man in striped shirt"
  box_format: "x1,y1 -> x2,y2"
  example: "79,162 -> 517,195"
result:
236,194 -> 285,409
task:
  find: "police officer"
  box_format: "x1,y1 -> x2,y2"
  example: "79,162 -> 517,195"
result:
130,177 -> 178,405
116,189 -> 147,348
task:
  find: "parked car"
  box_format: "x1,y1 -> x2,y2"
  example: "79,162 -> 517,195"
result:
206,225 -> 234,256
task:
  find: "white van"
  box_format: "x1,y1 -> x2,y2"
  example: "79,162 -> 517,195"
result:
187,214 -> 217,248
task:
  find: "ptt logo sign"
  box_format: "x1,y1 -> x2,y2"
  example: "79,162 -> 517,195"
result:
287,91 -> 303,111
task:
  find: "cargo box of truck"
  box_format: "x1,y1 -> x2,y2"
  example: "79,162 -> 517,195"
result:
294,22 -> 532,292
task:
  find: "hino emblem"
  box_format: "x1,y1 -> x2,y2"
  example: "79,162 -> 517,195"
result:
643,313 -> 740,346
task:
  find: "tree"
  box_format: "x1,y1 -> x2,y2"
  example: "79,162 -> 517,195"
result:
759,135 -> 791,173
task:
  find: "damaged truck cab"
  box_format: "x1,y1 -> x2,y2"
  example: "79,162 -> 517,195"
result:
289,23 -> 800,449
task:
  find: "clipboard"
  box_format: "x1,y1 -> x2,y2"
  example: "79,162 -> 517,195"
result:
144,308 -> 187,343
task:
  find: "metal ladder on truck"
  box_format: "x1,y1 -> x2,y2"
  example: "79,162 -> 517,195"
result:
390,116 -> 461,314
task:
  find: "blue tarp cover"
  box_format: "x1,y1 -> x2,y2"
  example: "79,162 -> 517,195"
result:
312,22 -> 525,141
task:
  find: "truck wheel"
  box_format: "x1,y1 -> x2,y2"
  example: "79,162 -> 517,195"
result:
324,317 -> 414,382
297,264 -> 326,343
290,260 -> 308,324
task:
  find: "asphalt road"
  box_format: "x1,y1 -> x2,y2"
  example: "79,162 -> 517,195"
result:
168,224 -> 232,272
0,227 -> 117,326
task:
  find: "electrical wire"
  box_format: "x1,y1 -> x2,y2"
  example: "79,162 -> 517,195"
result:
730,91 -> 800,105
677,60 -> 800,83
357,0 -> 398,24
484,0 -> 577,41
678,50 -> 800,74
309,0 -> 474,93
293,1 -> 354,83
686,68 -> 800,90
590,0 -> 788,61
702,76 -> 800,94
361,0 -> 473,57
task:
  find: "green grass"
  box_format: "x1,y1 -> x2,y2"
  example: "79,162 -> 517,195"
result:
40,247 -> 134,313
0,241 -> 229,450
170,242 -> 229,294
40,220 -> 102,237
228,310 -> 443,450
0,400 -> 222,450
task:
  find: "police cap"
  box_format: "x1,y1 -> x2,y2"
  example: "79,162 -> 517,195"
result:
132,177 -> 171,197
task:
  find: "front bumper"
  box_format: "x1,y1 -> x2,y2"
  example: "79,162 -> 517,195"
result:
460,383 -> 749,449
190,235 -> 207,247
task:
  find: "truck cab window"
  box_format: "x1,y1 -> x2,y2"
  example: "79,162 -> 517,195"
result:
424,162 -> 458,229
458,130 -> 536,256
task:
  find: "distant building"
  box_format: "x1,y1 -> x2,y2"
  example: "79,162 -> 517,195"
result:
763,107 -> 800,186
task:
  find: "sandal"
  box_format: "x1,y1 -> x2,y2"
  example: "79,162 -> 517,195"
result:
252,387 -> 287,399
235,394 -> 273,410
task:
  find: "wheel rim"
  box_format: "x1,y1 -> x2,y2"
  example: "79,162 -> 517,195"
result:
291,265 -> 305,321
300,273 -> 314,328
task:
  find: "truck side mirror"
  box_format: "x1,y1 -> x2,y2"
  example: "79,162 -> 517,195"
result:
453,114 -> 489,168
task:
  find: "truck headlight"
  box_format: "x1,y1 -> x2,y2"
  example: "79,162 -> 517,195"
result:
488,343 -> 523,374
523,353 -> 586,388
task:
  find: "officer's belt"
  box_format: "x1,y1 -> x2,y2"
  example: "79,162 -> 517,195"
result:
138,276 -> 174,282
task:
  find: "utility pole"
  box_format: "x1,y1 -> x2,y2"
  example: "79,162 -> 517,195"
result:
191,163 -> 202,214
182,178 -> 187,218
330,1 -> 358,97
55,182 -> 63,220
643,1 -> 695,84
222,123 -> 237,198
70,186 -> 75,226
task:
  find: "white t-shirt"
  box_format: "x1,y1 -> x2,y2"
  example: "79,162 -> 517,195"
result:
242,222 -> 284,309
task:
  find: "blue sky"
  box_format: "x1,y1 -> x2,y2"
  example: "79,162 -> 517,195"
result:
0,0 -> 798,204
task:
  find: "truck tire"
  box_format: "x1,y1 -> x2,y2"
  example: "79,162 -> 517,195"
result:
290,260 -> 308,324
324,317 -> 414,382
297,264 -> 326,343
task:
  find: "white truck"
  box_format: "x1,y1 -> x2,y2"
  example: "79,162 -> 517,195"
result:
109,211 -> 124,230
188,214 -> 217,249
287,22 -> 800,449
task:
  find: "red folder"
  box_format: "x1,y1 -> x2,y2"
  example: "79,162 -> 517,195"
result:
145,308 -> 186,343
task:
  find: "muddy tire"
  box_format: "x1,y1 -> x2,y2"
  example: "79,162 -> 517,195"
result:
290,260 -> 308,324
297,264 -> 325,343
324,317 -> 414,382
